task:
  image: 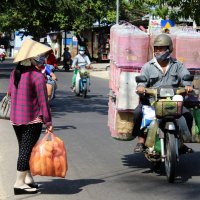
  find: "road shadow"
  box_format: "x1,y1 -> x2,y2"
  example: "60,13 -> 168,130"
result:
122,151 -> 200,183
41,125 -> 77,134
0,73 -> 10,79
0,92 -> 7,100
0,67 -> 13,79
176,152 -> 200,183
51,90 -> 108,116
53,125 -> 77,131
38,178 -> 105,194
54,69 -> 74,73
121,153 -> 154,173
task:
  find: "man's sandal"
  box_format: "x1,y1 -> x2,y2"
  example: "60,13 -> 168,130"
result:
179,144 -> 194,155
134,143 -> 145,153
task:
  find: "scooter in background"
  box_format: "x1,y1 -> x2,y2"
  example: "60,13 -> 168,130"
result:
74,68 -> 90,98
0,53 -> 6,63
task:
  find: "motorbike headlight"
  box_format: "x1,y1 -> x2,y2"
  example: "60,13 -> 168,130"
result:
159,88 -> 174,97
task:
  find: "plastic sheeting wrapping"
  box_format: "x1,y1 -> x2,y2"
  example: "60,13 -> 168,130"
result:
108,100 -> 134,141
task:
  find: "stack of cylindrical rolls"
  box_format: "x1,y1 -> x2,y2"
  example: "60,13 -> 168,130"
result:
29,132 -> 68,178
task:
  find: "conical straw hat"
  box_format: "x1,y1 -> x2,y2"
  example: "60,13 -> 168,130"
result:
13,38 -> 52,63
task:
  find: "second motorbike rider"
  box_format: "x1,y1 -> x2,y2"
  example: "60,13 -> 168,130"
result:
133,33 -> 193,153
71,46 -> 91,92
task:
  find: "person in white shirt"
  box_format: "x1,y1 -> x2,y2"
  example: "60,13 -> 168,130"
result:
71,46 -> 91,91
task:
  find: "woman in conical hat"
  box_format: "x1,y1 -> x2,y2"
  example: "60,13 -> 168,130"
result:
8,39 -> 53,195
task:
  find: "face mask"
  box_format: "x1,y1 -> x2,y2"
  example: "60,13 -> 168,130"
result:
20,59 -> 32,66
33,55 -> 46,65
79,51 -> 85,55
154,49 -> 170,62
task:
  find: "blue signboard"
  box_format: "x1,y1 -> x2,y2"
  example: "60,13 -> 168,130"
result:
161,20 -> 175,28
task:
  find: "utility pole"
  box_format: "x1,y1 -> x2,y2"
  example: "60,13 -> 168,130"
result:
116,0 -> 119,24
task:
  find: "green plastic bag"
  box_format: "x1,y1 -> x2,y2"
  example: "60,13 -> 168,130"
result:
191,108 -> 200,142
154,134 -> 161,154
145,119 -> 158,148
193,108 -> 200,132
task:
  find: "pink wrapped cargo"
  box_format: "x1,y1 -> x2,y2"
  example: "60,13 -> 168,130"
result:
109,24 -> 121,60
109,60 -> 140,110
111,23 -> 149,68
176,33 -> 200,68
109,60 -> 140,95
109,61 -> 121,93
108,99 -> 134,141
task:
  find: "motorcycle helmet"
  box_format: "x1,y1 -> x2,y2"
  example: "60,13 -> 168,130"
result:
153,34 -> 173,53
79,46 -> 86,55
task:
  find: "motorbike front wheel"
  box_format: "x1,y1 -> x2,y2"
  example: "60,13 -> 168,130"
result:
165,131 -> 177,183
82,82 -> 87,98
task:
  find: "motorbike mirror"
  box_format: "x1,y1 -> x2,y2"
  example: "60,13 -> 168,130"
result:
182,74 -> 194,82
135,75 -> 147,83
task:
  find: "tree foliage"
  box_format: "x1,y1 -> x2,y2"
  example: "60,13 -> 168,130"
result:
0,0 -> 199,39
0,0 -> 150,39
131,0 -> 200,25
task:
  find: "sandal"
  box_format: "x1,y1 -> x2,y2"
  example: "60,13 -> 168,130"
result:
27,183 -> 39,189
14,187 -> 38,195
179,144 -> 194,155
134,143 -> 145,153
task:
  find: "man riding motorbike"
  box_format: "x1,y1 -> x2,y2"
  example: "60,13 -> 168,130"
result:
133,33 -> 193,153
71,46 -> 92,92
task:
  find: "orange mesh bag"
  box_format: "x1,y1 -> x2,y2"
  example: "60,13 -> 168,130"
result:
29,132 -> 68,178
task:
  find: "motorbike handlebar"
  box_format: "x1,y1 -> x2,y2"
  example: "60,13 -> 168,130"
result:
75,66 -> 92,70
144,87 -> 199,96
145,88 -> 157,96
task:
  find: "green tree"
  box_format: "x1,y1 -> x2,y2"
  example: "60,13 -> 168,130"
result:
0,0 -> 150,39
120,0 -> 149,22
131,0 -> 200,25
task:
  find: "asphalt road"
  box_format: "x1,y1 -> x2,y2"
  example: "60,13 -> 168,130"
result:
1,60 -> 200,200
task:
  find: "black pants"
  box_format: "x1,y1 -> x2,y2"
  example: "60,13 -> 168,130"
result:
13,123 -> 43,171
132,104 -> 193,137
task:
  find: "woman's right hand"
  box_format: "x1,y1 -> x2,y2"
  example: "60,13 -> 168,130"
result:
46,125 -> 53,133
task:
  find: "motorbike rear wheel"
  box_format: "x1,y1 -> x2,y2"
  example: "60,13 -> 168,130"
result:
165,131 -> 177,183
64,64 -> 70,71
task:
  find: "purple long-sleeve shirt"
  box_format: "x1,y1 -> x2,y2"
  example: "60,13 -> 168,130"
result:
8,66 -> 52,126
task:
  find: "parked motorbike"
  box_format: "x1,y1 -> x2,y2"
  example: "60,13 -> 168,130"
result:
62,59 -> 72,71
74,67 -> 90,98
135,74 -> 199,183
0,53 -> 6,63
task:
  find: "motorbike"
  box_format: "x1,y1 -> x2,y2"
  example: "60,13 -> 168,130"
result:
135,74 -> 199,183
0,53 -> 6,63
47,76 -> 57,101
74,67 -> 90,98
44,64 -> 57,102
